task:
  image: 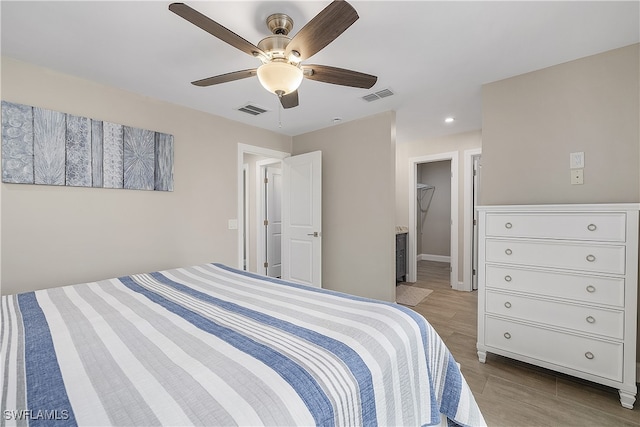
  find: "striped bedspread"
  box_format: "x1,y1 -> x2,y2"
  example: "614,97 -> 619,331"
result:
1,263 -> 485,427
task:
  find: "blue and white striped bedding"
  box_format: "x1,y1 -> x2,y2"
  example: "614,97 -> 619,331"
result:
1,263 -> 485,427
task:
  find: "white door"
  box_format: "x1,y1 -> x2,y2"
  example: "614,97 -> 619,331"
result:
282,151 -> 322,288
265,166 -> 282,277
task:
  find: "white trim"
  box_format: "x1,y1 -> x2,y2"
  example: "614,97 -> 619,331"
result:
463,148 -> 481,292
237,144 -> 290,271
408,152 -> 459,290
476,203 -> 640,212
243,163 -> 250,270
256,159 -> 282,276
418,254 -> 451,263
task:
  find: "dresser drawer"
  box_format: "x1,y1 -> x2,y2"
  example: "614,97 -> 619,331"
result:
486,290 -> 624,339
485,265 -> 625,307
485,212 -> 626,242
485,239 -> 626,274
485,316 -> 623,382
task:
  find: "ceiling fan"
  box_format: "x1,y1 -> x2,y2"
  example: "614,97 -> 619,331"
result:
169,1 -> 377,109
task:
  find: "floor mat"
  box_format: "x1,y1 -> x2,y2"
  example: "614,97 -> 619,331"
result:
396,285 -> 433,306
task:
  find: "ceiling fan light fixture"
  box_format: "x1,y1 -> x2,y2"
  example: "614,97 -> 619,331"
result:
257,62 -> 303,96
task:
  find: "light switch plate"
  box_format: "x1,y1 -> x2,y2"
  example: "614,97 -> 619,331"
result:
570,152 -> 585,169
571,169 -> 584,185
228,219 -> 238,230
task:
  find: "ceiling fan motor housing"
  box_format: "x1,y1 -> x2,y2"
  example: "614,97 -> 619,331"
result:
259,13 -> 300,64
266,13 -> 293,35
257,35 -> 291,62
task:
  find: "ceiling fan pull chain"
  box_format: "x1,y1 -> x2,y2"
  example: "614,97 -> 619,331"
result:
278,101 -> 283,128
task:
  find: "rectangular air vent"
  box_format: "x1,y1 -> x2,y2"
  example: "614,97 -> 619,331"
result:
362,88 -> 395,102
237,103 -> 269,116
375,88 -> 394,98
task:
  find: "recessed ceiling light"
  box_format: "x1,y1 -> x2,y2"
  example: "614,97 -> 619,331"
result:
332,117 -> 342,124
444,117 -> 455,124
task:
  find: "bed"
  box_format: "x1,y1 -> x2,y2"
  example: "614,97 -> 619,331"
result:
1,263 -> 485,426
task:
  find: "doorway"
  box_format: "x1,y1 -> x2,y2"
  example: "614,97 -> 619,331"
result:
416,160 -> 451,263
408,152 -> 458,289
237,144 -> 289,273
408,150 -> 480,292
237,144 -> 322,288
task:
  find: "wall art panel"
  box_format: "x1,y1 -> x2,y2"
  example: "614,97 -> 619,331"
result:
1,101 -> 173,191
91,120 -> 104,188
155,133 -> 174,192
66,114 -> 92,187
34,107 -> 66,186
1,101 -> 34,184
124,126 -> 155,191
103,121 -> 124,189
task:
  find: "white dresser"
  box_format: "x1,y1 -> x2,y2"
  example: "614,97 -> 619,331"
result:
476,204 -> 639,409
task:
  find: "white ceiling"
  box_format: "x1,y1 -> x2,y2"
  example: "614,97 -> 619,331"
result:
1,1 -> 638,144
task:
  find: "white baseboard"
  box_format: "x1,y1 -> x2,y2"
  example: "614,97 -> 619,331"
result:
418,253 -> 451,263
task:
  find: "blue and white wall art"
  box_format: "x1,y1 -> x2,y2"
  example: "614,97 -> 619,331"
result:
1,101 -> 174,191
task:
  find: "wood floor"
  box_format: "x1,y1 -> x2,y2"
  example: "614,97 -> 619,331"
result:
405,260 -> 640,427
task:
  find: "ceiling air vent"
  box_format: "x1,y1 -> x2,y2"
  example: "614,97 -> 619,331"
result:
237,103 -> 269,116
362,88 -> 394,102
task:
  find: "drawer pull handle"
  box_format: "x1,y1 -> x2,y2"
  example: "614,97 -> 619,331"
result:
586,316 -> 596,324
503,332 -> 511,339
587,223 -> 597,232
505,222 -> 513,229
586,285 -> 596,293
504,275 -> 512,282
504,302 -> 512,309
585,352 -> 594,360
505,249 -> 513,255
586,254 -> 596,262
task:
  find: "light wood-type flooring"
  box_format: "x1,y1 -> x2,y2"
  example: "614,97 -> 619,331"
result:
406,260 -> 640,427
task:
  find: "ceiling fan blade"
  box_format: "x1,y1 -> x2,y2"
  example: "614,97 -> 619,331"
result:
285,1 -> 358,61
191,69 -> 257,87
302,65 -> 377,89
280,91 -> 299,109
169,3 -> 264,58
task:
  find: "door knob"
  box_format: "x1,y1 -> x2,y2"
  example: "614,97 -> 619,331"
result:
307,232 -> 319,237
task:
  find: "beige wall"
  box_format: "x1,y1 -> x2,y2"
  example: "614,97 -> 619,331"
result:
396,130 -> 483,283
292,112 -> 397,302
481,44 -> 640,366
0,57 -> 292,295
0,57 -> 398,303
481,44 -> 639,205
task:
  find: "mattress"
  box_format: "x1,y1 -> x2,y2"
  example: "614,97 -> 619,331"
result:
1,263 -> 485,426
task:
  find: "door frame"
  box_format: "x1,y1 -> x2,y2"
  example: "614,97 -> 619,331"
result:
237,143 -> 290,271
408,152 -> 459,288
463,148 -> 481,292
256,159 -> 282,276
243,163 -> 250,270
